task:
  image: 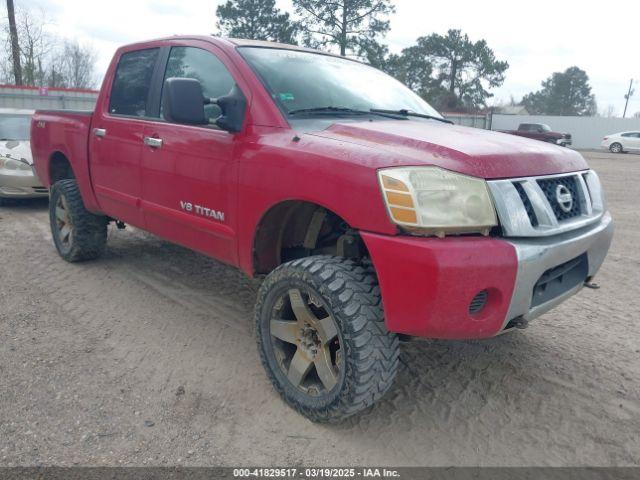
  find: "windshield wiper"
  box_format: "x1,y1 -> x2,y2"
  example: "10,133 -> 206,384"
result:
287,106 -> 406,120
369,108 -> 454,124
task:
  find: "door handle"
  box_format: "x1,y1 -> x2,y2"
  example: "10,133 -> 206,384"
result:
93,128 -> 106,138
143,136 -> 163,149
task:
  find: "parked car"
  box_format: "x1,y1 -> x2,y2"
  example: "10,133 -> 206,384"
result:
501,123 -> 572,147
0,108 -> 48,205
30,37 -> 613,422
601,131 -> 640,153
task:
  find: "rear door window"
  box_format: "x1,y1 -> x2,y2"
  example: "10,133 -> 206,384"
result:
161,46 -> 235,122
109,48 -> 160,117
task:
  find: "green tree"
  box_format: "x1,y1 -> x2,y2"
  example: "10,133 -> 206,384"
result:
293,0 -> 394,57
522,67 -> 597,116
216,0 -> 299,44
404,29 -> 508,111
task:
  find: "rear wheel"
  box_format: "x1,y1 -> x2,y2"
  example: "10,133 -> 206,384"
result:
255,256 -> 399,422
49,179 -> 107,262
610,142 -> 623,153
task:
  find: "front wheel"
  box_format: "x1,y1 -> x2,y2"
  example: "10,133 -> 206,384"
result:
49,179 -> 107,262
255,256 -> 399,422
610,142 -> 623,153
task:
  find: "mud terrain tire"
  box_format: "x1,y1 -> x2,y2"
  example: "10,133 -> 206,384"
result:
255,256 -> 399,422
49,179 -> 107,262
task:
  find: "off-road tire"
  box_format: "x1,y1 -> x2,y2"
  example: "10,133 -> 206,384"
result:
255,256 -> 399,422
49,179 -> 107,262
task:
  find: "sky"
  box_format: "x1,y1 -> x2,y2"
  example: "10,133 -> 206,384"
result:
9,0 -> 640,116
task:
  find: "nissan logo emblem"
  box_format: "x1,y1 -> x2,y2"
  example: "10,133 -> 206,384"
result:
555,184 -> 573,213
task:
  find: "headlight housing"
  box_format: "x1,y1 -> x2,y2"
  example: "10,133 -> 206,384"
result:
378,166 -> 498,237
0,155 -> 33,173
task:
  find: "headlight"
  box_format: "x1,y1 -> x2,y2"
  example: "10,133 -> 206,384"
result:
378,166 -> 498,237
0,155 -> 32,172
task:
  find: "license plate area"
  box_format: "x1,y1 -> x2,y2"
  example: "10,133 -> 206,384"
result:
531,253 -> 589,308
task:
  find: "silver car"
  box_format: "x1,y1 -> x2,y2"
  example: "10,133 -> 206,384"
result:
0,108 -> 48,205
601,131 -> 640,154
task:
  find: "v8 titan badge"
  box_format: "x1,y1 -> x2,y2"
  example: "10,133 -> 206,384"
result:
180,201 -> 225,221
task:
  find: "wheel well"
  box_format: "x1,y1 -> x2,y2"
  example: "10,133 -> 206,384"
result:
49,152 -> 75,184
253,201 -> 369,275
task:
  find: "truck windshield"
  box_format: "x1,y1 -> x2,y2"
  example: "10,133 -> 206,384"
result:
0,114 -> 31,141
239,47 -> 442,120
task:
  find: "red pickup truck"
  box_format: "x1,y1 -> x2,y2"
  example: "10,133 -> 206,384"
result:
501,123 -> 572,147
31,36 -> 613,422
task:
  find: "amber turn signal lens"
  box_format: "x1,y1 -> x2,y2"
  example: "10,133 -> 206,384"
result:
381,175 -> 410,192
389,207 -> 417,224
385,191 -> 414,208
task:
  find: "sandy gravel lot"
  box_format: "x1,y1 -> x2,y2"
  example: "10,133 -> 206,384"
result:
0,151 -> 638,467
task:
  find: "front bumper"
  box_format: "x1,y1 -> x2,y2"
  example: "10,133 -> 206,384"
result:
502,211 -> 613,327
557,138 -> 572,146
361,212 -> 613,340
0,169 -> 48,199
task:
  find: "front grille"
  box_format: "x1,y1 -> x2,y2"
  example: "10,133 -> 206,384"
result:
32,187 -> 48,194
537,175 -> 582,221
531,253 -> 588,308
487,170 -> 604,238
513,182 -> 539,227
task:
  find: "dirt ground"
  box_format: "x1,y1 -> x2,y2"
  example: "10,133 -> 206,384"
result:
0,150 -> 638,467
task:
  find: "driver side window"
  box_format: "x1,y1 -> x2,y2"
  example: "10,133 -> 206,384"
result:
161,47 -> 235,123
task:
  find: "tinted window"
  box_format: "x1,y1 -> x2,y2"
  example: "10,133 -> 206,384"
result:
0,114 -> 31,140
162,47 -> 235,122
109,48 -> 160,117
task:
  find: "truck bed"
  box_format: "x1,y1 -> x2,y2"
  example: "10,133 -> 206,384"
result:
30,110 -> 101,212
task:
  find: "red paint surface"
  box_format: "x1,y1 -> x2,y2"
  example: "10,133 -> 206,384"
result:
361,232 -> 518,339
31,36 -> 587,338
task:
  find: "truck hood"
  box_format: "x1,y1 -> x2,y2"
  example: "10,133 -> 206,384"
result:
0,140 -> 33,165
310,120 -> 587,179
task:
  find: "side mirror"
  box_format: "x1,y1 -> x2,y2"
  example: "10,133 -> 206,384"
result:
163,77 -> 207,125
213,84 -> 247,133
163,77 -> 247,133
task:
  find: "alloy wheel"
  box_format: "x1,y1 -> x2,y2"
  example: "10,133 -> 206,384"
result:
269,288 -> 342,396
54,195 -> 73,250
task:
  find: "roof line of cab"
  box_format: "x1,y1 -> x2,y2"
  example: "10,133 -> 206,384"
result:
115,35 -> 362,63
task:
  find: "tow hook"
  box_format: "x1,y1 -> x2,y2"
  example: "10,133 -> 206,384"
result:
584,280 -> 600,290
511,317 -> 529,329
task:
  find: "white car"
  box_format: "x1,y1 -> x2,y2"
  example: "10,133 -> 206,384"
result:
0,108 -> 48,205
601,131 -> 640,154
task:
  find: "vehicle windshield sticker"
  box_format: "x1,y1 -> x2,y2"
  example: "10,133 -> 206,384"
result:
278,92 -> 295,102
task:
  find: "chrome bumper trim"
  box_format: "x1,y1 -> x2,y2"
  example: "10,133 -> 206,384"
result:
502,212 -> 614,329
